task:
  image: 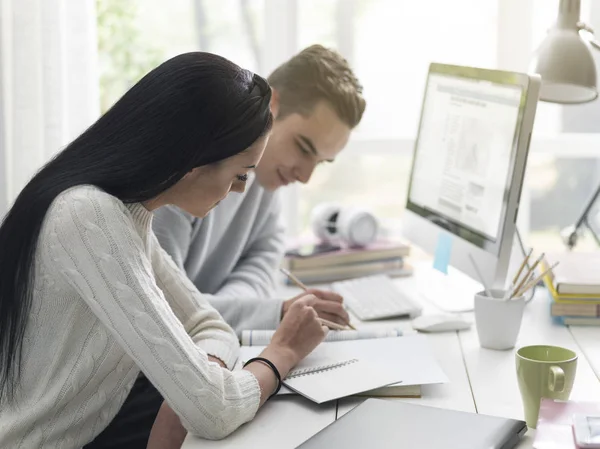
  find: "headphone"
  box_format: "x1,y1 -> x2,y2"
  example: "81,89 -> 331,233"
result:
310,203 -> 379,248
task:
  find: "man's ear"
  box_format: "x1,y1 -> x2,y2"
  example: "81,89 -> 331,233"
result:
270,87 -> 280,119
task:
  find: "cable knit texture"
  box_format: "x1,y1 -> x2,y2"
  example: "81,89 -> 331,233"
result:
0,185 -> 260,448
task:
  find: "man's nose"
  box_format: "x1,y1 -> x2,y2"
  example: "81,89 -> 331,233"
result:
293,163 -> 316,184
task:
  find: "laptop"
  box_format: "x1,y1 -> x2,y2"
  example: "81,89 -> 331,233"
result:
297,399 -> 527,449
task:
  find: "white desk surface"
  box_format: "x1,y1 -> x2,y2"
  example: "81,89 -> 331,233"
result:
183,277 -> 600,449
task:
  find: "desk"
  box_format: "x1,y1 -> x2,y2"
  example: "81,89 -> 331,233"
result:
183,277 -> 600,449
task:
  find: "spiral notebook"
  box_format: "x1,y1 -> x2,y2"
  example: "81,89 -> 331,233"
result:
238,335 -> 447,404
240,348 -> 403,404
282,357 -> 399,404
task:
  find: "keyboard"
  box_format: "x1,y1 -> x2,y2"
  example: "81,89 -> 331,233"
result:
331,275 -> 423,321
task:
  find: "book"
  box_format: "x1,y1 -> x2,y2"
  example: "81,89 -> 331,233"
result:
285,239 -> 410,271
551,301 -> 600,317
534,398 -> 600,449
285,259 -> 413,284
554,316 -> 600,326
273,380 -> 422,398
546,252 -> 600,296
355,384 -> 421,398
238,335 -> 448,403
542,262 -> 600,305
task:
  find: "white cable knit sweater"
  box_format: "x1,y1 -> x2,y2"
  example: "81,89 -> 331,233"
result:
0,185 -> 261,448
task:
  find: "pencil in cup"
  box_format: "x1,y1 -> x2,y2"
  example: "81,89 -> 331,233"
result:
279,268 -> 356,330
511,252 -> 545,299
512,262 -> 559,298
512,248 -> 533,286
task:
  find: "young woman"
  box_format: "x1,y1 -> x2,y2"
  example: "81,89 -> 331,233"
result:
0,52 -> 328,449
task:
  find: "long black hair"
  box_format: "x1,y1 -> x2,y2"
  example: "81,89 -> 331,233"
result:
0,52 -> 273,402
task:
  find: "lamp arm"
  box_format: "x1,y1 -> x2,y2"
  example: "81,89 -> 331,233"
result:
578,22 -> 600,51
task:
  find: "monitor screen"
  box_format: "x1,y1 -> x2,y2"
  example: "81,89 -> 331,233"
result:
408,73 -> 523,242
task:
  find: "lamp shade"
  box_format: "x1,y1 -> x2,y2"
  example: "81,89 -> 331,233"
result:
530,0 -> 598,104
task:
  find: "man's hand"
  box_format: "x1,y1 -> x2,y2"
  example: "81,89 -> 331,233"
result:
282,288 -> 350,326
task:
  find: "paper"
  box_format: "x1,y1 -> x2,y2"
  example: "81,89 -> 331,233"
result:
240,327 -> 411,347
237,335 -> 448,402
283,358 -> 396,404
433,232 -> 453,275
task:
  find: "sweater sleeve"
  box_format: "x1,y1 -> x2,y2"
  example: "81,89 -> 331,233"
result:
45,188 -> 260,440
215,192 -> 286,299
205,295 -> 284,336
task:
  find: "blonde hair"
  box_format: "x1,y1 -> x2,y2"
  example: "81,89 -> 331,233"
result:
268,45 -> 366,128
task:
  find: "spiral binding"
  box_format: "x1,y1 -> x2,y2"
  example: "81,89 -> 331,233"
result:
285,358 -> 359,379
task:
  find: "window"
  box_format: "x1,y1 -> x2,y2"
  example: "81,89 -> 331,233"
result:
96,0 -> 600,252
298,145 -> 412,233
526,154 -> 600,251
97,0 -> 264,112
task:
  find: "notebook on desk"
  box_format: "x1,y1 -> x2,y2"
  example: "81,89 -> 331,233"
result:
238,335 -> 447,403
298,398 -> 527,449
239,343 -> 403,404
281,356 -> 398,404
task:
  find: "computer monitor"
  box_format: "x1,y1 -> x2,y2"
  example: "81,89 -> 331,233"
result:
402,63 -> 541,312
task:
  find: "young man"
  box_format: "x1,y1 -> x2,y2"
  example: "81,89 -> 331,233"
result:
153,45 -> 366,334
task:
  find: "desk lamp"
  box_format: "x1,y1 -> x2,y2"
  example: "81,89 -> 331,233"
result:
530,0 -> 600,249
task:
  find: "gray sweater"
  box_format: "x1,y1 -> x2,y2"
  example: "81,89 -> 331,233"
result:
153,174 -> 286,334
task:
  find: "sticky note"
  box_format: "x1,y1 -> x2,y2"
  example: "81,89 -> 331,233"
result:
433,233 -> 453,275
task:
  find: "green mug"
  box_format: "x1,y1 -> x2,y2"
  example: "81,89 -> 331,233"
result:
516,345 -> 578,428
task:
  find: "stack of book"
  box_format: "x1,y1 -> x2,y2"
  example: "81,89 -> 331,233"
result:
283,239 -> 412,284
542,252 -> 600,326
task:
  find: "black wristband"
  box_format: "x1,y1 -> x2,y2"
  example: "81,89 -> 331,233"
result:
243,357 -> 282,398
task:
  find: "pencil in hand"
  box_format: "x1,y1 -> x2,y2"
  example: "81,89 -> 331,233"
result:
318,318 -> 348,331
279,267 -> 356,330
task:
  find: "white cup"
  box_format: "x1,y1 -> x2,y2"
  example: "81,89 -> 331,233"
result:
474,289 -> 526,350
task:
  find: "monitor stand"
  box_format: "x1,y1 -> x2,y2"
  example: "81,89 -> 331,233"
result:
412,262 -> 482,313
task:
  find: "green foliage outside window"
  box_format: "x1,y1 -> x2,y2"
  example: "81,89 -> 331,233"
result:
96,0 -> 163,113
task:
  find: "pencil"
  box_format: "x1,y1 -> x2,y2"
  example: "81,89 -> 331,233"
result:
318,318 -> 347,331
513,262 -> 559,298
511,252 -> 545,299
280,267 -> 309,290
512,248 -> 533,285
279,267 -> 356,330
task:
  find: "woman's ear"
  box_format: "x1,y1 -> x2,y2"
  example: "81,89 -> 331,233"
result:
270,88 -> 280,119
186,165 -> 210,177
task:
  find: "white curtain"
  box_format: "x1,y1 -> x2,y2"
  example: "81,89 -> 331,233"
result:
0,0 -> 99,215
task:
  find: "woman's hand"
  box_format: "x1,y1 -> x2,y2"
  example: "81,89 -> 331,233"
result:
244,294 -> 328,405
271,294 -> 329,364
282,288 -> 350,326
